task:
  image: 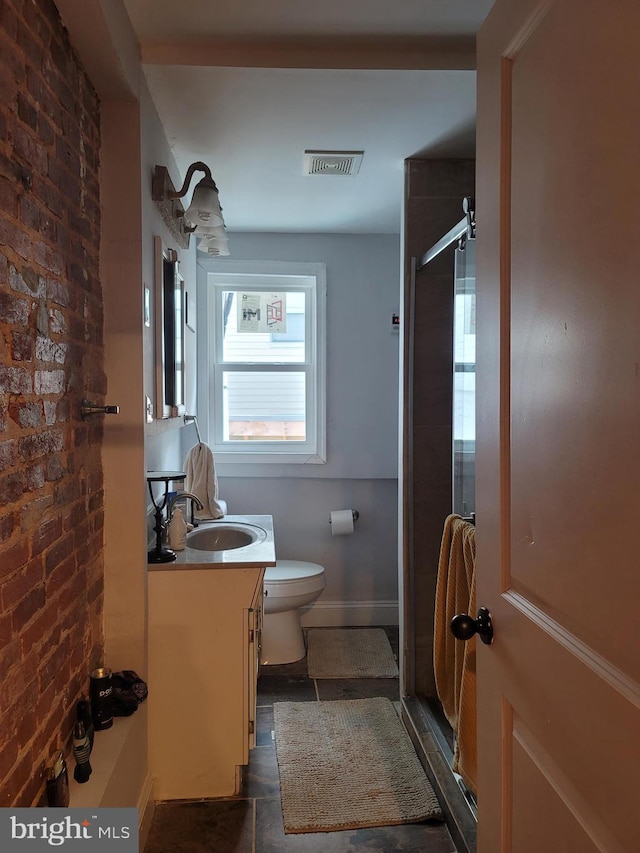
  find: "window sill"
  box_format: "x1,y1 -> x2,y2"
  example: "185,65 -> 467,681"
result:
214,451 -> 326,466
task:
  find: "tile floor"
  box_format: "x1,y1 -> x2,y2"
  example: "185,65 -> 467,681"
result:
144,627 -> 457,853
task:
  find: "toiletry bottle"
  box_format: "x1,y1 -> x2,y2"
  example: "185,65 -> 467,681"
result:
45,751 -> 69,807
90,667 -> 113,730
72,721 -> 92,783
169,506 -> 187,550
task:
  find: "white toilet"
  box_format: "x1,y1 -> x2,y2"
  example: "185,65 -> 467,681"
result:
261,560 -> 326,665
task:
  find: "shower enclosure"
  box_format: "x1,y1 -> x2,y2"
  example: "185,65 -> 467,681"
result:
400,186 -> 477,853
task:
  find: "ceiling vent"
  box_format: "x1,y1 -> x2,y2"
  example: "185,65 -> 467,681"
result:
303,150 -> 364,177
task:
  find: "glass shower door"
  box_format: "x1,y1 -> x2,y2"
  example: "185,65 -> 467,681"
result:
453,238 -> 476,517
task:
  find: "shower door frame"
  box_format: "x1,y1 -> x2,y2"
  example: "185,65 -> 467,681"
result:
399,200 -> 477,853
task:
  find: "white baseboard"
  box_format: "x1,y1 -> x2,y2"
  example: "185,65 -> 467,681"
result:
300,600 -> 399,627
137,773 -> 155,851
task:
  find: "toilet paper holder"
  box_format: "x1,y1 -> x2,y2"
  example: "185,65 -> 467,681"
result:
329,509 -> 359,525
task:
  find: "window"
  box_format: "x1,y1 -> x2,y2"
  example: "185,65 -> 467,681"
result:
207,263 -> 326,463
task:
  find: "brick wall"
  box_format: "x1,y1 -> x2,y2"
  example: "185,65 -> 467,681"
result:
0,0 -> 104,806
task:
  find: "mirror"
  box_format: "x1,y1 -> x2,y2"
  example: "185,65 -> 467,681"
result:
154,235 -> 185,418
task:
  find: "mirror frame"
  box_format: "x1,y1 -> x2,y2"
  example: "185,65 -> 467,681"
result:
154,235 -> 185,419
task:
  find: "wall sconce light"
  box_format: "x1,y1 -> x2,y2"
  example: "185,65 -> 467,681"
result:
197,227 -> 230,256
152,161 -> 228,253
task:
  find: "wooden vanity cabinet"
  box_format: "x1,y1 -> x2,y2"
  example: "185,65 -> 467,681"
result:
147,566 -> 265,800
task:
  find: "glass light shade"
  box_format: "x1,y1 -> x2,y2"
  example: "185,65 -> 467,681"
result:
198,235 -> 230,256
184,178 -> 224,227
194,224 -> 227,239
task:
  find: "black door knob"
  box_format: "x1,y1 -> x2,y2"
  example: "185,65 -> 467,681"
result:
450,607 -> 494,645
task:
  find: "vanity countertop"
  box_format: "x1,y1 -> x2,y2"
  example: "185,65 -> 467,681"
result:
148,514 -> 276,571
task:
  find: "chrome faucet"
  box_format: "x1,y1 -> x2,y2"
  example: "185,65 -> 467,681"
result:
166,492 -> 204,527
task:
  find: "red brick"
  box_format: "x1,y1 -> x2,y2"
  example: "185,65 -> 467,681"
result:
18,428 -> 64,461
32,172 -> 63,217
38,635 -> 69,690
0,512 -> 14,543
25,464 -> 44,491
0,3 -> 19,41
87,576 -> 103,605
36,108 -> 53,145
11,584 -> 46,631
0,749 -> 36,807
0,472 -> 24,509
35,336 -> 66,363
30,514 -> 62,556
9,263 -> 45,298
44,532 -> 74,575
52,478 -> 80,506
48,308 -> 66,335
0,0 -> 105,808
14,763 -> 44,808
45,553 -> 74,596
21,599 -> 58,653
16,91 -> 37,129
17,21 -> 44,71
0,741 -> 18,789
19,495 -> 53,532
0,637 -> 21,686
12,123 -> 47,173
10,330 -> 33,361
45,276 -> 73,308
0,538 -> 28,578
33,367 -> 65,395
0,365 -> 32,393
9,401 -> 42,428
1,555 -> 43,610
31,239 -> 63,275
0,174 -> 18,216
0,609 -> 12,646
0,291 -> 29,325
57,568 -> 86,615
0,438 -> 17,471
18,193 -> 41,229
45,454 -> 63,481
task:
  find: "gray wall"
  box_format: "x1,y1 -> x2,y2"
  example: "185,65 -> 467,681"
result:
193,232 -> 401,624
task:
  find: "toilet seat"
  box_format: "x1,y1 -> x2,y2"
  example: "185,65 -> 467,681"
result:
264,560 -> 325,599
265,560 -> 325,585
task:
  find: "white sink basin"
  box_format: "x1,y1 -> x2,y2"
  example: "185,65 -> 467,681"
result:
186,522 -> 268,552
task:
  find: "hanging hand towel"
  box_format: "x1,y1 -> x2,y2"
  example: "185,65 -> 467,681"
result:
184,442 -> 224,519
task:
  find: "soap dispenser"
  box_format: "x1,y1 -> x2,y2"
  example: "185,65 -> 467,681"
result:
169,506 -> 188,551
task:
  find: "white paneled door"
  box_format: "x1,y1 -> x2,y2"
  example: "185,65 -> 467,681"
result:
475,0 -> 640,849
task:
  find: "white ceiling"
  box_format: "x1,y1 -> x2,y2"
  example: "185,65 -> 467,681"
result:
123,0 -> 494,234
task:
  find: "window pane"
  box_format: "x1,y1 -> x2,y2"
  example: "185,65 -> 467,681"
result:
222,291 -> 305,363
223,370 -> 306,441
453,240 -> 476,517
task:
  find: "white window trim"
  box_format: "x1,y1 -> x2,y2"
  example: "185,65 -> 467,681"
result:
206,260 -> 326,465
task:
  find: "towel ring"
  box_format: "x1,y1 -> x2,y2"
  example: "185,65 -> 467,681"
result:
184,414 -> 202,444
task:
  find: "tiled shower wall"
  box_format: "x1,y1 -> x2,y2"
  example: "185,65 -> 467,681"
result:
0,0 -> 104,806
403,159 -> 475,697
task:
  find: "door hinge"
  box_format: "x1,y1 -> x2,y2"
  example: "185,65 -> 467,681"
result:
249,720 -> 255,735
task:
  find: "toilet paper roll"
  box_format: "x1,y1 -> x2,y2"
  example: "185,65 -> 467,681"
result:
330,509 -> 355,536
